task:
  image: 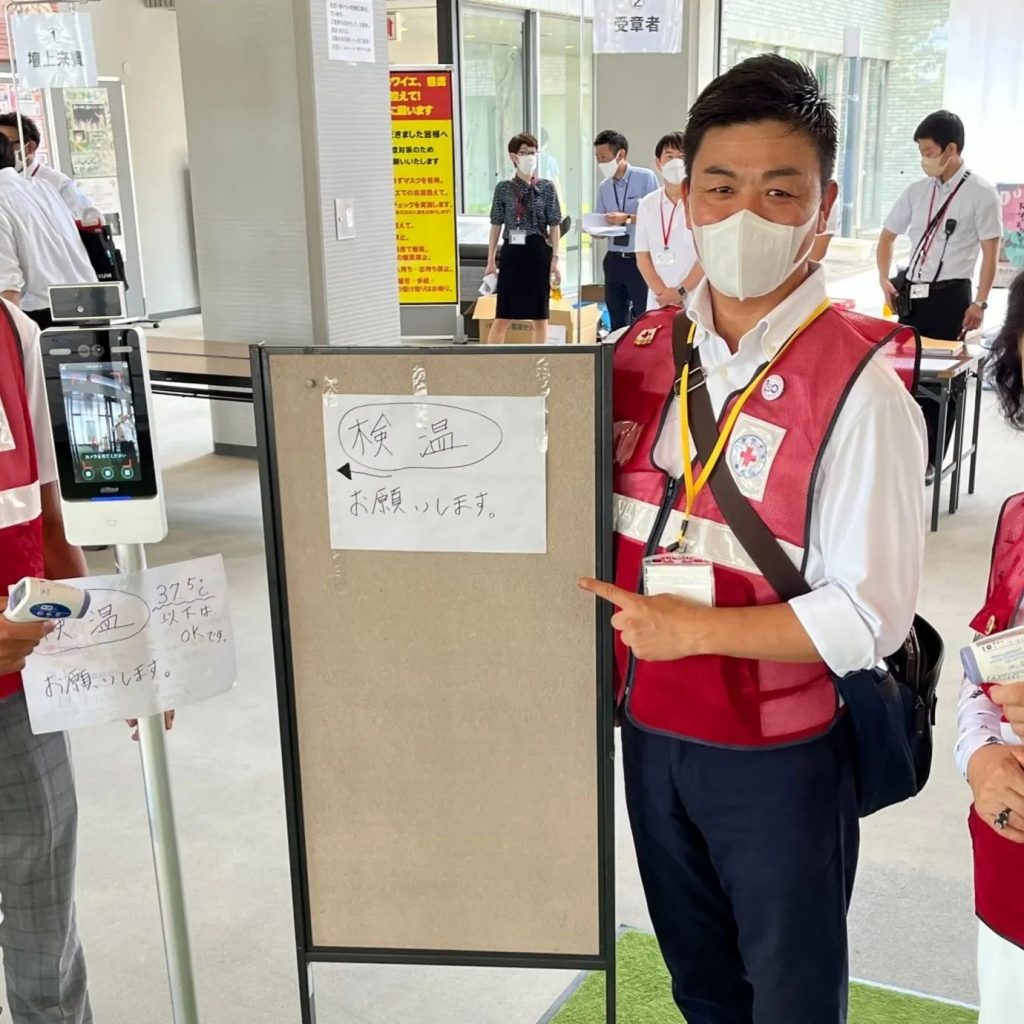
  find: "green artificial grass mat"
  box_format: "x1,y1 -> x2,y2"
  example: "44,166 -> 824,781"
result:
550,931 -> 977,1023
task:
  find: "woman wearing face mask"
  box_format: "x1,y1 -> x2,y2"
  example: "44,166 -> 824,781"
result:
957,270 -> 1024,1023
485,133 -> 562,344
635,132 -> 704,310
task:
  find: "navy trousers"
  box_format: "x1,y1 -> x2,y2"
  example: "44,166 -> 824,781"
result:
622,715 -> 860,1024
603,251 -> 648,331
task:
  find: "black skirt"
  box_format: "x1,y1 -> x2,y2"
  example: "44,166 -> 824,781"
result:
496,234 -> 552,320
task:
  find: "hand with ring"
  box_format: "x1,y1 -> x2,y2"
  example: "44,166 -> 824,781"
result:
967,743 -> 1024,843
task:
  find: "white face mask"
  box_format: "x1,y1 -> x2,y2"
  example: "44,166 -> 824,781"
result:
598,158 -> 620,180
692,208 -> 820,301
516,154 -> 538,178
660,158 -> 685,185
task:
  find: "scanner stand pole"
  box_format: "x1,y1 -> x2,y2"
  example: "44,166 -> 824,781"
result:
114,543 -> 200,1024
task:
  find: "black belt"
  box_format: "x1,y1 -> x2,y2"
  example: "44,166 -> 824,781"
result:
915,277 -> 971,292
606,250 -> 636,259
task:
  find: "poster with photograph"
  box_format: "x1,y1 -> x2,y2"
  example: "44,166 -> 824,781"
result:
65,87 -> 117,178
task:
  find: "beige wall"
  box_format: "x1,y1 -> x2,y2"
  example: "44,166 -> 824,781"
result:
90,0 -> 199,315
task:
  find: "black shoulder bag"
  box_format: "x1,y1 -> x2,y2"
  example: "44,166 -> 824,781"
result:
673,314 -> 944,816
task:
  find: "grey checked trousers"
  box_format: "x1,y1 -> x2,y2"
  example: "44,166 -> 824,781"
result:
0,691 -> 92,1023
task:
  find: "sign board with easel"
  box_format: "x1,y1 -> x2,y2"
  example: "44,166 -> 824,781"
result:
252,345 -> 617,1023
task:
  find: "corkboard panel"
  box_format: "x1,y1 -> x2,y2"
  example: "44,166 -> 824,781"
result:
263,348 -> 609,955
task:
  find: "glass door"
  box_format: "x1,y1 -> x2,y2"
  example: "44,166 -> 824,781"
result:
538,12 -> 593,291
461,6 -> 526,215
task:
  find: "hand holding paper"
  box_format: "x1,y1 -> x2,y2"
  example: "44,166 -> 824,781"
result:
20,554 -> 237,734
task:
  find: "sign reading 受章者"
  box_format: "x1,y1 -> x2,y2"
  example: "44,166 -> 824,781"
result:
326,0 -> 375,63
21,555 -> 237,735
323,394 -> 548,554
593,0 -> 683,54
10,12 -> 98,89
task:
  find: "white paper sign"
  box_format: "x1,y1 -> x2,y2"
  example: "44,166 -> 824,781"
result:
593,0 -> 683,55
21,555 -> 236,734
327,0 -> 375,64
11,12 -> 99,89
323,394 -> 547,554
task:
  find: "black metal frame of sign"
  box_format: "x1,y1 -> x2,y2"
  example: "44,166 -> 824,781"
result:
252,344 -> 618,1024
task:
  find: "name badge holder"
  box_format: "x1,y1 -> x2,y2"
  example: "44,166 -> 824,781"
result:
910,283 -> 930,300
643,551 -> 714,605
509,229 -> 527,246
654,249 -> 676,267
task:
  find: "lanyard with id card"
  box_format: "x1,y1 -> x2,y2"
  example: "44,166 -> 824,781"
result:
510,181 -> 530,244
641,299 -> 833,606
653,195 -> 681,268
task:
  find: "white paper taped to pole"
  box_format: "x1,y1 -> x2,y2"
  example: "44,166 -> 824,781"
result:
323,394 -> 548,554
21,555 -> 237,735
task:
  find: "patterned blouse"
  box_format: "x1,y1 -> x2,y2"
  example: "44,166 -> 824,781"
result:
489,177 -> 561,241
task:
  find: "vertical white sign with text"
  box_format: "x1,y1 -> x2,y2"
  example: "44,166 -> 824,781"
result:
327,0 -> 376,64
11,12 -> 98,89
593,0 -> 684,55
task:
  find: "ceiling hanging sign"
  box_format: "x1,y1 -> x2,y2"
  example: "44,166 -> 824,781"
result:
10,11 -> 99,88
593,0 -> 684,55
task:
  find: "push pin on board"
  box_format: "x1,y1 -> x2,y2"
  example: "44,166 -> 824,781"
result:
3,578 -> 91,623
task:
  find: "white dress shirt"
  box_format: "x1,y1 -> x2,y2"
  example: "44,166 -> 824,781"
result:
883,164 -> 1002,283
30,159 -> 95,221
643,268 -> 928,675
634,187 -> 698,309
0,167 -> 97,311
5,299 -> 57,484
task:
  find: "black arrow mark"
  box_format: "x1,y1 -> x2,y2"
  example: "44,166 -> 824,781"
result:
337,463 -> 392,480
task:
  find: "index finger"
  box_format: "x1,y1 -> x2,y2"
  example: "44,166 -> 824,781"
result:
578,577 -> 639,610
990,684 -> 1024,706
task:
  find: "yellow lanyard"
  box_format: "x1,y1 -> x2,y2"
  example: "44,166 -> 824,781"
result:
676,298 -> 832,546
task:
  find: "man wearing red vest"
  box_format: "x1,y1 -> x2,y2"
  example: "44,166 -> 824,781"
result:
0,300 -> 91,1020
581,56 -> 927,1022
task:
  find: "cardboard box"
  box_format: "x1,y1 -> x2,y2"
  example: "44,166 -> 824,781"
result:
472,296 -> 600,344
581,284 -> 606,304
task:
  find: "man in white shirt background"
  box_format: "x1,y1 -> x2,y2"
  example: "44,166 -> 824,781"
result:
877,110 -> 1001,482
635,131 -> 703,310
0,134 -> 97,330
0,113 -> 95,221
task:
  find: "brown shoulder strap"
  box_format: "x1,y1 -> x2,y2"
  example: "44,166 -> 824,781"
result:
683,338 -> 812,602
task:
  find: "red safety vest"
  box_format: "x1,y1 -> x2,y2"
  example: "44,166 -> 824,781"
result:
968,493 -> 1024,949
0,307 -> 44,700
612,302 -> 917,747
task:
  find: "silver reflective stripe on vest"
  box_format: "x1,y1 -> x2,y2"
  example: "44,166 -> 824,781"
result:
614,493 -> 804,576
0,482 -> 41,530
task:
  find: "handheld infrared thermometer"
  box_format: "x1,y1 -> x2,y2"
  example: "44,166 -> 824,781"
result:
3,578 -> 91,623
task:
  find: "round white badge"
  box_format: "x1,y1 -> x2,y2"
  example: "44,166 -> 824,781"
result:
761,374 -> 785,402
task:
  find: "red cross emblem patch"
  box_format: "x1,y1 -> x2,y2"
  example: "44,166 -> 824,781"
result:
729,433 -> 769,480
